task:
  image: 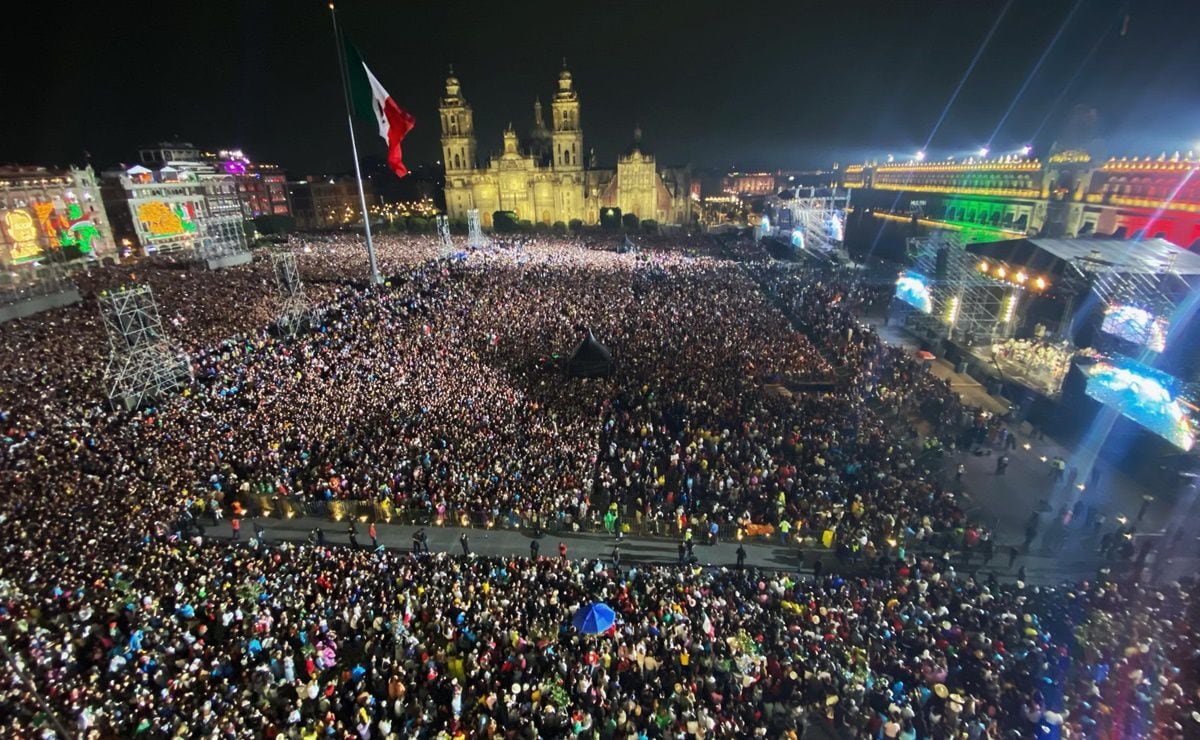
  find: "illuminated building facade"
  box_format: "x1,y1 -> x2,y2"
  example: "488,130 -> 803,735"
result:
207,150 -> 292,219
140,143 -> 292,220
0,166 -> 116,267
843,151 -> 1200,249
722,172 -> 776,195
439,66 -> 694,227
288,176 -> 379,229
237,163 -> 291,217
101,163 -> 248,256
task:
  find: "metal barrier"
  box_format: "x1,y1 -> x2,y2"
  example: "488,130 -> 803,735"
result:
0,262 -> 75,306
227,492 -> 1003,563
233,491 -> 757,544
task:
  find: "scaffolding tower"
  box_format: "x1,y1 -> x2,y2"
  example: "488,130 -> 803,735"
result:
436,214 -> 454,257
193,220 -> 251,270
99,285 -> 192,410
467,209 -> 486,249
902,232 -> 1021,346
271,251 -> 315,334
776,187 -> 851,260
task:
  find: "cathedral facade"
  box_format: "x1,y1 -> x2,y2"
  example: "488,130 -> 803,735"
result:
439,66 -> 695,228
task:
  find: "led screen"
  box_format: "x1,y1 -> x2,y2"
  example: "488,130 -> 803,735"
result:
827,212 -> 844,242
1100,303 -> 1168,353
1082,356 -> 1195,451
895,270 -> 933,314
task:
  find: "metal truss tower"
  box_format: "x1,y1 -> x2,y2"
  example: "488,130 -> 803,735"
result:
99,285 -> 192,410
467,208 -> 486,249
778,187 -> 852,260
436,214 -> 453,256
904,232 -> 1019,345
271,251 -> 315,334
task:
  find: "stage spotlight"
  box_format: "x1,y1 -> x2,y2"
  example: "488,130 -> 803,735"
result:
1022,145 -> 1032,156
978,260 -> 989,272
1016,271 -> 1028,284
1034,277 -> 1047,290
995,266 -> 1006,279
1022,442 -> 1031,450
915,150 -> 926,161
979,147 -> 989,157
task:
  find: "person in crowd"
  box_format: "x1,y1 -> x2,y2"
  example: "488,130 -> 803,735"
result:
0,233 -> 1191,739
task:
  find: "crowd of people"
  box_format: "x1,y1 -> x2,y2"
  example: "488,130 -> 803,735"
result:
0,231 -> 1194,737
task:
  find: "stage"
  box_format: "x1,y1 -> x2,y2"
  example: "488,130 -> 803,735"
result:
890,234 -> 1200,468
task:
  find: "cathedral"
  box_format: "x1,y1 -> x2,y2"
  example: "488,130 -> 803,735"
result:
439,65 -> 696,228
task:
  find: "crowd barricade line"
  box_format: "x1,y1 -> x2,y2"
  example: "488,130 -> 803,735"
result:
229,495 -> 992,560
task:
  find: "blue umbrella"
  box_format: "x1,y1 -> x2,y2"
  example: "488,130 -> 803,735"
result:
572,603 -> 616,634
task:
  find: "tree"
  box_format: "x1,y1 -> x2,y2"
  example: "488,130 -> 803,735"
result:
569,218 -> 584,233
534,222 -> 550,234
599,208 -> 622,231
552,221 -> 567,234
449,219 -> 468,234
622,213 -> 640,231
516,219 -> 534,233
641,219 -> 658,234
493,211 -> 518,233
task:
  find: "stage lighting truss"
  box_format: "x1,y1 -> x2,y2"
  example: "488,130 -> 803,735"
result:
98,285 -> 192,410
903,232 -> 1022,345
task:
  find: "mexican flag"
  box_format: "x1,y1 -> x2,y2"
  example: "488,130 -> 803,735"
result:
344,40 -> 415,178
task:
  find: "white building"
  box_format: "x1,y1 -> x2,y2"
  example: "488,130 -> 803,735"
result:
102,163 -> 247,257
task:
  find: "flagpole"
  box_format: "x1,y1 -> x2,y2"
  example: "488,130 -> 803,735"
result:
329,2 -> 381,285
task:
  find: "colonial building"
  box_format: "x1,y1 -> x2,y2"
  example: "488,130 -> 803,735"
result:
288,176 -> 378,229
140,144 -> 292,220
439,66 -> 694,228
843,151 -> 1200,249
722,172 -> 777,195
0,165 -> 116,267
101,163 -> 248,257
207,150 -> 292,219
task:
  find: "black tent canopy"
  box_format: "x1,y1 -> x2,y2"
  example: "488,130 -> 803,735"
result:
567,329 -> 614,377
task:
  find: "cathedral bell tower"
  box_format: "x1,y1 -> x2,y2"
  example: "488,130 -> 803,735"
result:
439,67 -> 477,174
551,61 -> 583,172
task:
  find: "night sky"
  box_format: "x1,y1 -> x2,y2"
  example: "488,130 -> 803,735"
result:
3,0 -> 1198,176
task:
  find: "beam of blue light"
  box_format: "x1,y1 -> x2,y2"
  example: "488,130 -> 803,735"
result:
985,0 -> 1083,149
922,0 -> 1014,151
862,1 -> 1013,260
1062,220 -> 1200,517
